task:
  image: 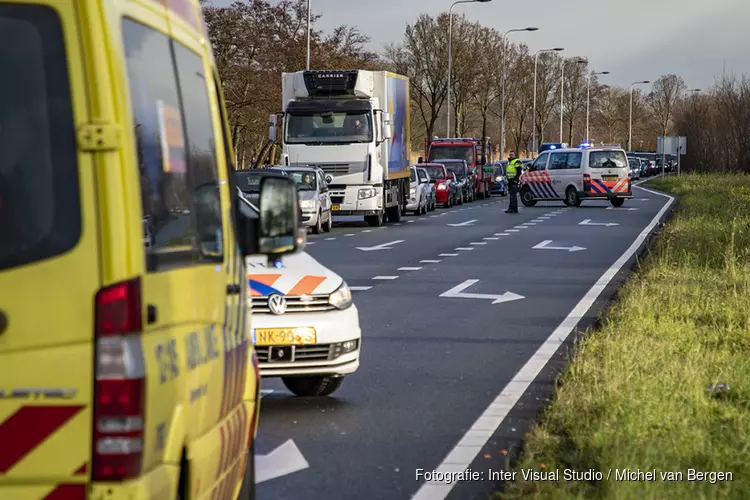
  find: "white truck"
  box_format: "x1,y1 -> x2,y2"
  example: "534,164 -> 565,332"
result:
269,70 -> 411,226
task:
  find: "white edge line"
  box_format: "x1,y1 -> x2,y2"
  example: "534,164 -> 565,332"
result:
411,184 -> 675,500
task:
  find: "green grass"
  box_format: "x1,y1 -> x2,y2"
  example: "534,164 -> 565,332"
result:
495,174 -> 750,500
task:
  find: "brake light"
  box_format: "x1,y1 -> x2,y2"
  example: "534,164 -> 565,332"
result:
93,278 -> 146,481
583,173 -> 591,191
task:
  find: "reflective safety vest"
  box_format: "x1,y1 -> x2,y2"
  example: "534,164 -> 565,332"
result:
506,159 -> 521,179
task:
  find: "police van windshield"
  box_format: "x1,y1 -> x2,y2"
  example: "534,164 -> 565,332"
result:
285,111 -> 373,144
589,151 -> 628,168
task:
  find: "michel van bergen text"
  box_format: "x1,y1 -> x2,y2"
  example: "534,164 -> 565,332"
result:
415,468 -> 733,484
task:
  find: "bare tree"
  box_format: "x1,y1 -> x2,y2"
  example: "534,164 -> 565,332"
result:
533,53 -> 561,144
470,26 -> 501,145
561,58 -> 588,144
446,15 -> 478,136
648,74 -> 687,141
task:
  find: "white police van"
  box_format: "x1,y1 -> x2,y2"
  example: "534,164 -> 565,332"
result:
520,144 -> 632,207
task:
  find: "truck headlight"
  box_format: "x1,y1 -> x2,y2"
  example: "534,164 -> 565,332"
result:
358,188 -> 376,200
328,281 -> 352,310
299,199 -> 315,210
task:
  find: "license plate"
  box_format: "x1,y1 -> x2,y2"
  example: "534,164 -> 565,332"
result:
253,327 -> 317,346
603,175 -> 618,181
331,204 -> 340,211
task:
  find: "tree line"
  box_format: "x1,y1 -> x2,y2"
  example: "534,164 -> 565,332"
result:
203,0 -> 748,172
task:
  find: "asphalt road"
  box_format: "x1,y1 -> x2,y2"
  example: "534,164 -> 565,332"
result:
254,183 -> 673,500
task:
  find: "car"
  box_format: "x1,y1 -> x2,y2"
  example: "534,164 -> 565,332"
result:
520,145 -> 633,208
235,168 -> 289,205
407,165 -> 430,214
421,163 -> 455,208
447,172 -> 460,205
432,159 -> 472,204
418,167 -> 437,211
241,196 -> 362,397
492,161 -> 507,195
628,157 -> 641,180
272,165 -> 333,233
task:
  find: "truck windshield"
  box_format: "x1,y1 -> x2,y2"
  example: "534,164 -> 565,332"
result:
589,151 -> 628,168
286,111 -> 373,144
428,145 -> 474,165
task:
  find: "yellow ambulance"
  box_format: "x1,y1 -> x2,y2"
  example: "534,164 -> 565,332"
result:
0,0 -> 302,497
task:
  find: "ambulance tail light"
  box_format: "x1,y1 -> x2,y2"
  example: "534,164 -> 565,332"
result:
93,278 -> 146,481
583,173 -> 591,191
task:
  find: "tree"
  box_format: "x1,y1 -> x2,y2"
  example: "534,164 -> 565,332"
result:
469,26 -> 502,147
446,15 -> 478,136
561,59 -> 588,144
533,53 -> 561,145
506,48 -> 534,156
648,74 -> 687,142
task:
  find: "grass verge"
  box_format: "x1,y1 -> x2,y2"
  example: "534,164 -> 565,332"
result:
495,174 -> 750,500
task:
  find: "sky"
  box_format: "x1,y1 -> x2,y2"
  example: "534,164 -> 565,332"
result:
213,0 -> 750,91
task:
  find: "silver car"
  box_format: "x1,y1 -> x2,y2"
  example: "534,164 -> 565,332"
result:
417,167 -> 436,211
406,165 -> 430,214
272,165 -> 332,233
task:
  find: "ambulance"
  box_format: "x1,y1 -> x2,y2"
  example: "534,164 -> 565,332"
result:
520,144 -> 633,207
0,0 -> 302,497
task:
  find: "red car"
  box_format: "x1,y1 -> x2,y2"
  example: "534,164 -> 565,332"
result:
421,163 -> 456,207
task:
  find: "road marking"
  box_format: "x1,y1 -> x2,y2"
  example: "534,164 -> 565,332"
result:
430,215 -> 438,218
256,440 -> 309,484
579,219 -> 619,227
538,217 -> 550,220
505,229 -> 519,232
357,240 -> 405,252
606,207 -> 638,211
414,184 -> 675,500
447,219 -> 477,227
532,240 -> 586,252
306,241 -> 315,245
531,219 -> 544,222
345,234 -> 355,237
398,267 -> 422,271
372,275 -> 399,280
407,220 -> 415,223
394,223 -> 402,226
260,389 -> 274,397
420,259 -> 442,263
514,225 -> 529,229
362,229 -> 372,232
439,253 -> 459,257
484,237 -> 499,240
494,233 -> 508,236
439,279 -> 524,304
349,286 -> 372,291
522,222 -> 536,226
455,247 -> 474,251
325,237 -> 336,241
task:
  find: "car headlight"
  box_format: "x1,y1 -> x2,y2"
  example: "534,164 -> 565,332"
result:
299,199 -> 315,209
410,187 -> 416,197
358,188 -> 376,200
495,176 -> 503,182
328,281 -> 352,310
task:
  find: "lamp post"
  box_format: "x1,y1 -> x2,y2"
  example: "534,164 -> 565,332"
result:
446,0 -> 493,137
559,57 -> 587,143
500,27 -> 537,158
586,70 -> 609,143
305,0 -> 311,70
532,47 -> 564,157
628,80 -> 650,151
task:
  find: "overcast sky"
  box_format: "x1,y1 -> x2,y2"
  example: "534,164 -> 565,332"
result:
214,0 -> 750,90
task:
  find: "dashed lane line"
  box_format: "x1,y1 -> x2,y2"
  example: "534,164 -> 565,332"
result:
372,276 -> 399,280
455,247 -> 474,251
420,260 -> 442,263
349,286 -> 372,291
470,242 -> 487,245
439,253 -> 459,257
398,267 -> 423,271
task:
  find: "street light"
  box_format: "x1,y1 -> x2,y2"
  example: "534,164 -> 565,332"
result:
628,80 -> 650,151
532,47 -> 564,157
306,0 -> 311,70
500,27 -> 538,158
446,0 -> 493,137
586,70 -> 609,143
559,58 -> 586,142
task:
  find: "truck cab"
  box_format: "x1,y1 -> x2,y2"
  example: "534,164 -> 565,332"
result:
422,138 -> 492,200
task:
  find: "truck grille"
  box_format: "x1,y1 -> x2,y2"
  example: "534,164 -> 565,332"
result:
250,294 -> 334,313
255,345 -> 333,362
314,161 -> 367,175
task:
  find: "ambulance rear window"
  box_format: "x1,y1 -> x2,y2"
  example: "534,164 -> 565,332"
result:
589,151 -> 628,168
0,5 -> 80,272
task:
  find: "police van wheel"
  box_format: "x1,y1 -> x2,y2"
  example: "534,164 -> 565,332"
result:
610,197 -> 625,208
564,187 -> 580,207
282,376 -> 345,397
237,441 -> 257,500
520,187 -> 537,207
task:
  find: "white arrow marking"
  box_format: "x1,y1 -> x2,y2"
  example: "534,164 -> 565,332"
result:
356,240 -> 404,251
532,240 -> 586,252
439,279 -> 525,304
579,219 -> 619,227
256,440 -> 309,484
606,207 -> 638,211
447,219 -> 477,227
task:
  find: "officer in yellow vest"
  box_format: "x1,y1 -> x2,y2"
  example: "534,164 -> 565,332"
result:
505,151 -> 522,214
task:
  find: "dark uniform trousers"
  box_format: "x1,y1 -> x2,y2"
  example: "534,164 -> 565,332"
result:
508,180 -> 518,212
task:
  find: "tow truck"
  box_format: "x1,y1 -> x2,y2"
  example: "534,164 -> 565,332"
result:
419,137 -> 493,200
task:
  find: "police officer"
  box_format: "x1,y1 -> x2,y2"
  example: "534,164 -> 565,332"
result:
505,151 -> 522,214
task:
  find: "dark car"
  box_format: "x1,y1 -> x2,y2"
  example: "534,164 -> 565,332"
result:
234,168 -> 288,206
492,161 -> 507,195
432,159 -> 471,204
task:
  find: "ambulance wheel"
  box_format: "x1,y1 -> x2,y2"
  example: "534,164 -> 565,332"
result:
365,210 -> 384,226
610,197 -> 625,208
520,187 -> 537,207
282,376 -> 345,397
312,212 -> 323,234
564,187 -> 580,207
237,441 -> 257,500
386,203 -> 402,222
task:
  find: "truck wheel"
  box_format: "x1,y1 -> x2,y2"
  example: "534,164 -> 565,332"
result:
520,186 -> 537,207
365,210 -> 384,227
282,376 -> 345,397
387,203 -> 402,222
237,441 -> 257,500
610,197 -> 625,208
564,187 -> 580,207
312,212 -> 322,234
